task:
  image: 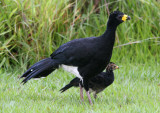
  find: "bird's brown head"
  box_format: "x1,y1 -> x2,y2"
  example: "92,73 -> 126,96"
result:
107,11 -> 131,29
106,62 -> 119,71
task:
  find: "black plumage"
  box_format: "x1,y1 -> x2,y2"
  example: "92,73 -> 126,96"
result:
60,62 -> 119,99
20,11 -> 130,105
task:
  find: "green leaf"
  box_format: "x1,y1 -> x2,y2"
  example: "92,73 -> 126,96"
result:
9,8 -> 17,19
0,30 -> 11,36
3,35 -> 15,47
0,57 -> 6,68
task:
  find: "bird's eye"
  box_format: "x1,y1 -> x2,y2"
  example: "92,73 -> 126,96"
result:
118,15 -> 122,19
116,15 -> 122,20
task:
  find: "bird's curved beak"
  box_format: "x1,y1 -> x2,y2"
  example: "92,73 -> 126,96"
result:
122,14 -> 131,21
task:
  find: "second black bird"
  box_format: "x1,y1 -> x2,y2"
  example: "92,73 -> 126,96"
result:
60,62 -> 119,99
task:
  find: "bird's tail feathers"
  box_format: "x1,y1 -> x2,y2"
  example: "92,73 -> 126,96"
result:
20,57 -> 59,84
60,77 -> 81,93
60,84 -> 73,93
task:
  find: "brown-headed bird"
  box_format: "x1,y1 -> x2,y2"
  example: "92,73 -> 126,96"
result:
60,62 -> 119,99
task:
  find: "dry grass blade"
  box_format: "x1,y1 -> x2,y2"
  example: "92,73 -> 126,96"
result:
114,37 -> 160,48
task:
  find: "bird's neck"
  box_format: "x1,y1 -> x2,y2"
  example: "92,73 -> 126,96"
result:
101,28 -> 116,47
98,26 -> 117,64
106,69 -> 113,73
106,19 -> 119,30
102,20 -> 118,41
102,29 -> 116,38
106,70 -> 114,79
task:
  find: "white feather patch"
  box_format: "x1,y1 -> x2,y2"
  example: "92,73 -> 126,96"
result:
33,77 -> 46,80
61,64 -> 83,81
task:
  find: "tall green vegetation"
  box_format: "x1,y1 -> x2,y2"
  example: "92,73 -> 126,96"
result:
0,1 -> 159,112
0,0 -> 159,70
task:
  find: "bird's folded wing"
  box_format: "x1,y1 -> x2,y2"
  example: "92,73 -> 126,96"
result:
50,38 -> 97,66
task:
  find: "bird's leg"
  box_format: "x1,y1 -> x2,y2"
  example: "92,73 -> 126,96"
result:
86,90 -> 93,105
84,78 -> 93,105
79,83 -> 84,101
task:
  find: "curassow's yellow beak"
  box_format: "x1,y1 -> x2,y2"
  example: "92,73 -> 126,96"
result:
122,14 -> 131,21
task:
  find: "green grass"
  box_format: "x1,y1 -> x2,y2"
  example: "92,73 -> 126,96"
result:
0,0 -> 160,69
0,0 -> 160,112
0,61 -> 159,112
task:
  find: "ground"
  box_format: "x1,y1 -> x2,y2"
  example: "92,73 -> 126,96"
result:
0,62 -> 159,113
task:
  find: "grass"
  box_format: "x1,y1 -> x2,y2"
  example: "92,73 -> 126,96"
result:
0,61 -> 160,112
0,0 -> 160,112
0,0 -> 160,69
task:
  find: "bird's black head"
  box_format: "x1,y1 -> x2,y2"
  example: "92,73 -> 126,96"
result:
107,11 -> 131,29
106,62 -> 119,72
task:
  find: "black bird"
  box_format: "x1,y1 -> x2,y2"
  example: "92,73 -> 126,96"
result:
60,62 -> 119,99
20,11 -> 130,105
